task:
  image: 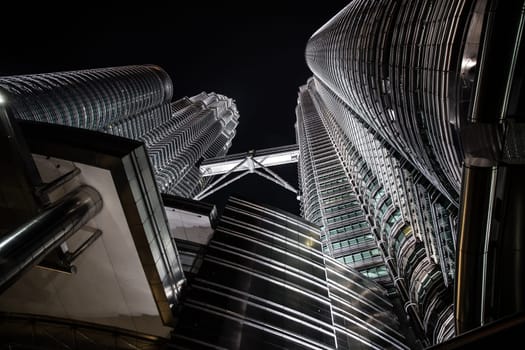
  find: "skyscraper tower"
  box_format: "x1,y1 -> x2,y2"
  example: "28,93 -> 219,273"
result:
0,65 -> 239,197
295,0 -> 485,345
171,196 -> 410,350
301,0 -> 525,346
296,79 -> 455,345
296,84 -> 391,287
305,0 -> 476,202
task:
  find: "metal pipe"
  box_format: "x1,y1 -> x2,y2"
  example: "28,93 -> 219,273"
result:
455,165 -> 496,334
0,185 -> 102,294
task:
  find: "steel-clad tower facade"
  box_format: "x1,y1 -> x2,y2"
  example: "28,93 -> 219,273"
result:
295,0 -> 484,345
296,79 -> 456,345
296,84 -> 391,287
305,0 -> 476,203
0,65 -> 239,197
172,196 -> 410,350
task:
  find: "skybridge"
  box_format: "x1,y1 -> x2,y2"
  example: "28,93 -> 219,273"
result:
195,144 -> 299,200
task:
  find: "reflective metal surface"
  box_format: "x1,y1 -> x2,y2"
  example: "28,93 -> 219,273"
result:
306,0 -> 477,201
304,0 -> 525,344
455,165 -> 496,334
296,78 -> 456,345
455,0 -> 525,336
296,83 -> 390,286
0,185 -> 102,293
173,197 -> 409,349
488,166 -> 525,322
456,164 -> 525,335
0,67 -> 240,199
469,0 -> 525,123
0,65 -> 173,129
428,312 -> 525,350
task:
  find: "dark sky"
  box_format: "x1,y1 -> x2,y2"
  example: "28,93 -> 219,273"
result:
1,3 -> 349,214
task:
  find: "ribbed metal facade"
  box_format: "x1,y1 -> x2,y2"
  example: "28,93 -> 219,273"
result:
105,92 -> 239,197
306,0 -> 476,203
298,1 -> 487,345
173,196 -> 409,349
0,65 -> 239,198
296,85 -> 391,287
0,65 -> 173,129
296,79 -> 457,345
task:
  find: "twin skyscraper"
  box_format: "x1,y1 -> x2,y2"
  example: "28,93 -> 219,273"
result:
1,0 -> 524,349
0,65 -> 239,198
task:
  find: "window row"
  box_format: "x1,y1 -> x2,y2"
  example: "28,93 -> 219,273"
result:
336,248 -> 380,265
326,210 -> 363,224
331,233 -> 374,250
361,265 -> 389,279
328,221 -> 369,236
324,200 -> 360,214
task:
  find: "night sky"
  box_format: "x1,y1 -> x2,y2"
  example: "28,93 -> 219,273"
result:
1,3 -> 349,214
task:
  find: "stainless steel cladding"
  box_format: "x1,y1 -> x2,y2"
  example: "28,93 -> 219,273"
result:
305,0 -> 477,202
295,80 -> 457,345
0,65 -> 173,129
0,66 -> 239,198
173,197 -> 409,349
